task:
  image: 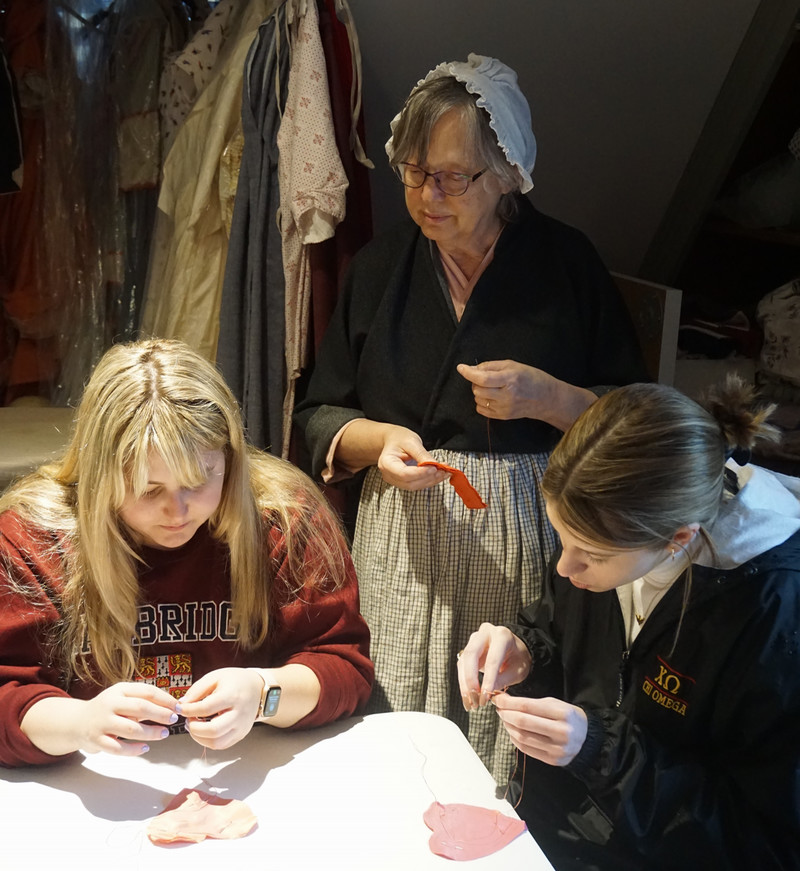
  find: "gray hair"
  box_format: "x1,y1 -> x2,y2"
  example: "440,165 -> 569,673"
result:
389,76 -> 522,222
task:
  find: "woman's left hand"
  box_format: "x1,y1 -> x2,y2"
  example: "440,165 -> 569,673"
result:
457,360 -> 595,431
178,667 -> 262,750
492,694 -> 587,766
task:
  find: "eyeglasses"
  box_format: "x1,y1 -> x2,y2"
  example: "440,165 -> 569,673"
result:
393,163 -> 487,196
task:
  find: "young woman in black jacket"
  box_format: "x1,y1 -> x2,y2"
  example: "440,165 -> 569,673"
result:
457,378 -> 800,870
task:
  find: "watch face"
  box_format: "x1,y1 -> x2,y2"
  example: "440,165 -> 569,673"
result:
263,686 -> 281,718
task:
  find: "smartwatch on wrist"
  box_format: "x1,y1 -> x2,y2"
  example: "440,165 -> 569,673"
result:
255,675 -> 282,720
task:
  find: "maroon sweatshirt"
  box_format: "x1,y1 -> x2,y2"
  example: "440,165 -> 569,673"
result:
0,510 -> 373,766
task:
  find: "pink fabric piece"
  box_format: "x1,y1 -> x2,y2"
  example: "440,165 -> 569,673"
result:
424,801 -> 527,860
147,788 -> 258,845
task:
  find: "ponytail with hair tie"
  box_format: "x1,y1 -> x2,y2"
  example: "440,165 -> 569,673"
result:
725,446 -> 752,466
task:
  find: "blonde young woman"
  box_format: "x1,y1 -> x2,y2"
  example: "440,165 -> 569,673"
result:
0,339 -> 373,767
457,378 -> 800,870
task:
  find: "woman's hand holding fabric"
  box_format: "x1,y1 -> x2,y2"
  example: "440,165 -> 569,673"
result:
178,667 -> 263,750
335,420 -> 448,490
180,664 -> 323,745
457,622 -> 532,711
457,360 -> 595,431
493,694 -> 588,766
377,426 -> 449,491
20,682 -> 179,758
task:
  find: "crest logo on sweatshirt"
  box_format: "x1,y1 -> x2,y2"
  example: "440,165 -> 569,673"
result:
641,656 -> 695,717
136,653 -> 193,699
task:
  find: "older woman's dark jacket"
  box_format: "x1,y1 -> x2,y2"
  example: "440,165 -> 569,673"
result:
508,528 -> 800,870
295,196 -> 647,477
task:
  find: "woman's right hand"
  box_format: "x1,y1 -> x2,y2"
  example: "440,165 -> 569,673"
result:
457,622 -> 532,711
334,420 -> 447,491
375,426 -> 449,491
20,682 -> 179,758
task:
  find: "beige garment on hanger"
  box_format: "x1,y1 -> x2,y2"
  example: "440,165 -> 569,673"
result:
141,0 -> 282,360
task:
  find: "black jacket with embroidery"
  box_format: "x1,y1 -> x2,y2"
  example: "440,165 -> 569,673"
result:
507,529 -> 800,870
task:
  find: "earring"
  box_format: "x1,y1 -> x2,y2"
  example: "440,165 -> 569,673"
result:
669,547 -> 676,561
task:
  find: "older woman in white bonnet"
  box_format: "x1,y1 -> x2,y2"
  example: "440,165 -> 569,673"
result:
295,54 -> 647,784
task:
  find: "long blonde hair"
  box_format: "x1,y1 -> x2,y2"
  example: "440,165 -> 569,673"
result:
1,339 -> 348,686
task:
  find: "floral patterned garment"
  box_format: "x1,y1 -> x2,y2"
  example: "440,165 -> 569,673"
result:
277,0 -> 348,457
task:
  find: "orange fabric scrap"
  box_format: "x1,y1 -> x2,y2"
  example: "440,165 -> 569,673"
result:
418,461 -> 486,509
147,788 -> 258,845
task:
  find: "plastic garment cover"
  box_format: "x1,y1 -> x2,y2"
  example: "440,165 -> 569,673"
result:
0,1 -> 205,406
0,0 -> 57,402
101,0 -> 204,344
39,0 -> 127,404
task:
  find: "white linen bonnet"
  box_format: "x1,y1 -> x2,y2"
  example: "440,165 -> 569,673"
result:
385,54 -> 537,194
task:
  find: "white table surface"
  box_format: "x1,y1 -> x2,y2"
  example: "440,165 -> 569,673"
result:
0,711 -> 554,870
